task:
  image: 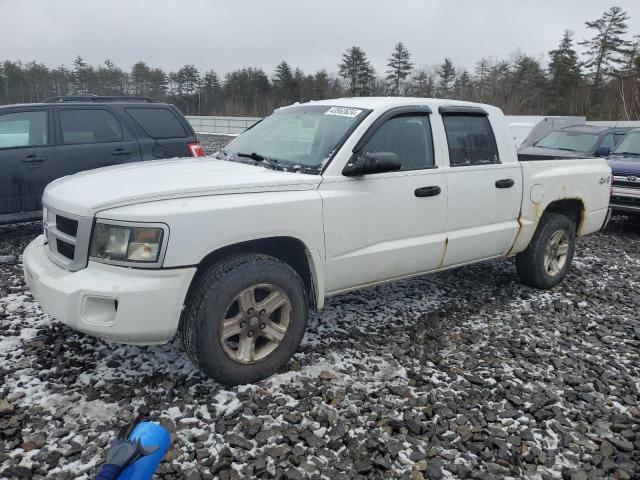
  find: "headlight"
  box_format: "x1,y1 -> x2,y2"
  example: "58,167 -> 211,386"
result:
89,221 -> 167,267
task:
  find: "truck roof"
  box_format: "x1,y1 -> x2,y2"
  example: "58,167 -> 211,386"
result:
294,96 -> 499,112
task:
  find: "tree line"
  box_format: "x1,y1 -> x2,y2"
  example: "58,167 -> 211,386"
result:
1,6 -> 639,119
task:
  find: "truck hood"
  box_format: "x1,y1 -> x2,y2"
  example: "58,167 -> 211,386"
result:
608,157 -> 640,175
518,145 -> 587,160
44,158 -> 322,217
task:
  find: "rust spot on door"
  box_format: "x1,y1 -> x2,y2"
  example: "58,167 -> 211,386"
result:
437,237 -> 449,269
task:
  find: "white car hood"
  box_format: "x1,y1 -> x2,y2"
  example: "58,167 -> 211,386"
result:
43,158 -> 322,217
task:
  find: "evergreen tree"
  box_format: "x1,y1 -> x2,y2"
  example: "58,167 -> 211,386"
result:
97,59 -> 126,95
548,31 -> 582,114
291,67 -> 306,102
411,69 -> 433,97
72,56 -> 96,93
312,69 -> 331,99
178,65 -> 200,95
486,60 -> 511,106
338,46 -> 375,96
130,61 -> 152,96
453,69 -> 473,100
385,42 -> 413,95
437,58 -> 456,98
507,54 -> 548,114
51,65 -> 72,97
580,6 -> 632,86
474,58 -> 491,101
169,65 -> 200,114
147,68 -> 168,100
273,60 -> 294,104
201,70 -> 223,114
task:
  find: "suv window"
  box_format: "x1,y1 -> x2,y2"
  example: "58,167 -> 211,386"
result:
126,107 -> 187,139
600,134 -> 615,151
60,109 -> 123,144
442,114 -> 500,166
361,115 -> 434,170
0,111 -> 48,148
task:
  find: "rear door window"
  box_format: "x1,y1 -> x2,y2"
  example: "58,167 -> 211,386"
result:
126,108 -> 188,139
0,110 -> 48,148
59,109 -> 123,144
442,114 -> 500,166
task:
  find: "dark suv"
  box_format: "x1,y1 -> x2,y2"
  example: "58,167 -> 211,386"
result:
0,95 -> 204,223
518,125 -> 630,161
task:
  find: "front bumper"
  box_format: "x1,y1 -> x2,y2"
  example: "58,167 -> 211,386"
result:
23,235 -> 196,345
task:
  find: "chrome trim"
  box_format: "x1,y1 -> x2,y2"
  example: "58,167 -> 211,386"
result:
89,219 -> 169,269
609,203 -> 640,213
43,203 -> 93,272
612,175 -> 640,188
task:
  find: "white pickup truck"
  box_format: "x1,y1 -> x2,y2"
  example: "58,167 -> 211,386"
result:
23,98 -> 612,385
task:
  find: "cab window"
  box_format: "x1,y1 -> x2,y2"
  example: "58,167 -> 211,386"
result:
360,115 -> 434,170
442,114 -> 500,166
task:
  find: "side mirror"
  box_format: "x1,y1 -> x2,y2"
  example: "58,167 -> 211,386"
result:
595,145 -> 611,157
342,151 -> 402,176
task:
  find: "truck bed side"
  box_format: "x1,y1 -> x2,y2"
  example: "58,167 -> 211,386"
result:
509,159 -> 611,255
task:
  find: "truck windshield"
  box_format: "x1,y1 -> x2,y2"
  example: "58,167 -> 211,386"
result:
535,131 -> 599,152
222,105 -> 370,173
612,132 -> 640,157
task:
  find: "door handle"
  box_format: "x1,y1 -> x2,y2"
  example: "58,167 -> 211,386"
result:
111,148 -> 131,156
495,178 -> 515,189
414,186 -> 441,197
22,154 -> 46,168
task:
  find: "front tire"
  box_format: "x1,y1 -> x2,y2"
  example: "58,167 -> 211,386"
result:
516,212 -> 576,289
180,254 -> 308,385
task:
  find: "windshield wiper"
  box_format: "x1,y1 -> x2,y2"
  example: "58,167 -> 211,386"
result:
534,145 -> 576,152
612,151 -> 640,157
235,152 -> 285,171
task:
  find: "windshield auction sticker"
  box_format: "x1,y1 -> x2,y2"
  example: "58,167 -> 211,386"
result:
324,107 -> 363,118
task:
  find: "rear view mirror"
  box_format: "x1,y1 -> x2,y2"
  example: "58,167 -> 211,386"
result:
343,151 -> 402,176
595,145 -> 611,157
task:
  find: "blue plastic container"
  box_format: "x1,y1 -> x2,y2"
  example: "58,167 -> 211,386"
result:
118,422 -> 171,480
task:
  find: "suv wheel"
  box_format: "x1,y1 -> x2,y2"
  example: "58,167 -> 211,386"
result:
515,212 -> 576,289
180,254 -> 308,385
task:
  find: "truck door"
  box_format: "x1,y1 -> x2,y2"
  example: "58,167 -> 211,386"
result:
48,106 -> 142,183
320,109 -> 448,293
438,108 -> 521,266
0,107 -> 55,219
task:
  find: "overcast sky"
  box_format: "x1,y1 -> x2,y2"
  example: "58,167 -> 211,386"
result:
1,0 -> 639,77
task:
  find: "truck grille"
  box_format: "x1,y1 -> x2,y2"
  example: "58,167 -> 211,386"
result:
612,175 -> 640,189
43,205 -> 93,271
56,239 -> 75,259
55,215 -> 78,237
611,195 -> 640,207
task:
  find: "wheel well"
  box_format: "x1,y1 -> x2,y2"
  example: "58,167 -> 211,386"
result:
544,199 -> 584,232
190,237 -> 315,309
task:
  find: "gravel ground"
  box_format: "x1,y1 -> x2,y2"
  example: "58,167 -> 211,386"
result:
1,141 -> 639,479
199,134 -> 235,156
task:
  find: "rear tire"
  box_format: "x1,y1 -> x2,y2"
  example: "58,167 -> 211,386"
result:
180,254 -> 308,385
515,212 -> 576,289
